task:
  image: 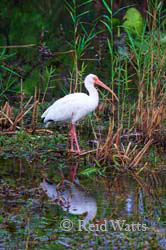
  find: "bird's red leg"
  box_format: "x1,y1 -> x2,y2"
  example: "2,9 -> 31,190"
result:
70,163 -> 79,182
69,123 -> 74,152
69,124 -> 81,154
73,125 -> 81,154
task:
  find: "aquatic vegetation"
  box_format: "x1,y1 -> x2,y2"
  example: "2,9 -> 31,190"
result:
0,159 -> 166,249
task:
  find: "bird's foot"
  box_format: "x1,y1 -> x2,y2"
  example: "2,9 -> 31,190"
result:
69,149 -> 81,155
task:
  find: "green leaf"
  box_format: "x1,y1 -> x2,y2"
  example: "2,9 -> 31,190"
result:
80,168 -> 98,176
123,8 -> 143,36
0,65 -> 20,76
102,0 -> 112,16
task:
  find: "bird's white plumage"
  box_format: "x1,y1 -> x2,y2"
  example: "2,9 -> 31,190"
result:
41,73 -> 117,153
41,74 -> 99,125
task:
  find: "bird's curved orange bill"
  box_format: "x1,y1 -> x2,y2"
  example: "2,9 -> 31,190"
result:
95,79 -> 118,101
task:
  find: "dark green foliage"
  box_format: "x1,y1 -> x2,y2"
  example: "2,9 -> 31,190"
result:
0,0 -> 67,97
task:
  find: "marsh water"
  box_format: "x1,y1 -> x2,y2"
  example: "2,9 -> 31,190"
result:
0,157 -> 166,249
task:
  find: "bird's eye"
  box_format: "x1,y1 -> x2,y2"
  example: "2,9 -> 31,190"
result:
93,77 -> 98,82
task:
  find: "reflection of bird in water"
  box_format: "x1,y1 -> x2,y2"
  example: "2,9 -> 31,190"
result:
41,74 -> 118,154
40,179 -> 97,227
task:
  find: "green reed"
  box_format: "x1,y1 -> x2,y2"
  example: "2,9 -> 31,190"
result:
65,0 -> 99,92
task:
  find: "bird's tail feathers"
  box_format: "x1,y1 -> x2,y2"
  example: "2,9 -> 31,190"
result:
45,121 -> 51,128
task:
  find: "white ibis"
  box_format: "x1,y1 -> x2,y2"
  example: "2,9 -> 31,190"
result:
41,74 -> 118,154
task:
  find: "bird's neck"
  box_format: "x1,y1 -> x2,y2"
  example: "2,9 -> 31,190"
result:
86,85 -> 99,102
82,207 -> 97,227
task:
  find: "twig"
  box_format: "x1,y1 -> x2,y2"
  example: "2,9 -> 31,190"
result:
0,44 -> 36,48
0,111 -> 13,125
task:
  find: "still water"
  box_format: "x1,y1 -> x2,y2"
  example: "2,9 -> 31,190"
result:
0,158 -> 166,249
